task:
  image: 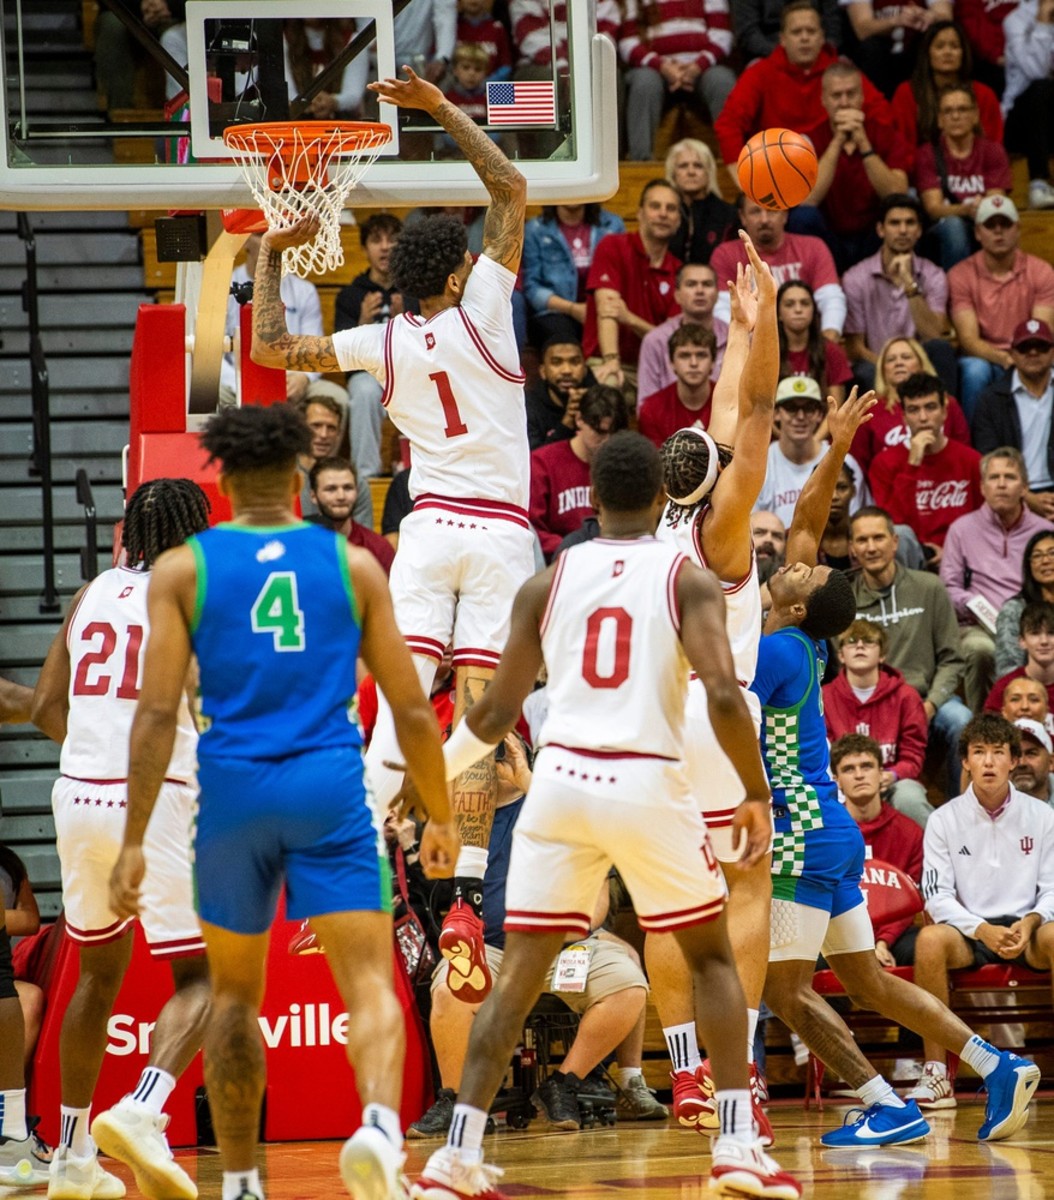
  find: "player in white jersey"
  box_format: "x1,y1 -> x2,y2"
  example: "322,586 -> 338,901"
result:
410,433 -> 800,1200
251,67 -> 533,1004
31,479 -> 211,1200
648,233 -> 778,1141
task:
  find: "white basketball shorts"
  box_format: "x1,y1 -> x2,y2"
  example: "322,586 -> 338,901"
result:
504,746 -> 728,937
53,776 -> 204,957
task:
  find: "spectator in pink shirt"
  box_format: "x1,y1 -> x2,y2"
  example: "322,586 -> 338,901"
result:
636,262 -> 727,404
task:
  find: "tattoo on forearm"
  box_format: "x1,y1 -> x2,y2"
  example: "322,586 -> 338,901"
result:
432,99 -> 525,270
252,246 -> 339,372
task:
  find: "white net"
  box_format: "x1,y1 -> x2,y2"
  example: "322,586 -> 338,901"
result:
224,123 -> 391,278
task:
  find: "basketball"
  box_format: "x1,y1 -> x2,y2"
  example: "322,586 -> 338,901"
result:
737,128 -> 818,211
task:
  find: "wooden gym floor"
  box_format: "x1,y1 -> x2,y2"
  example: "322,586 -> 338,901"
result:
99,1097 -> 1054,1198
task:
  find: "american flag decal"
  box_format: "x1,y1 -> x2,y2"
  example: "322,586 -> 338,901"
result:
486,80 -> 556,126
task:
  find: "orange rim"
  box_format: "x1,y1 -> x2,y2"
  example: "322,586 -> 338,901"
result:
222,120 -> 392,159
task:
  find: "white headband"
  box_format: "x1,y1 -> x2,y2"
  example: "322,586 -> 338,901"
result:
666,427 -> 720,506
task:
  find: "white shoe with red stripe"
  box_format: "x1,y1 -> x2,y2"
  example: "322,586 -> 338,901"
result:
709,1137 -> 801,1199
411,1147 -> 506,1200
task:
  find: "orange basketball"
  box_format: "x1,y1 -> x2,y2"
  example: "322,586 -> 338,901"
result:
736,128 -> 818,211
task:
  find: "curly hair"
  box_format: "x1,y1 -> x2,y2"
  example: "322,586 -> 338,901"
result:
661,429 -> 733,517
200,403 -> 312,474
830,733 -> 883,773
122,478 -> 210,569
958,712 -> 1021,761
800,569 -> 856,641
592,432 -> 663,513
389,214 -> 468,300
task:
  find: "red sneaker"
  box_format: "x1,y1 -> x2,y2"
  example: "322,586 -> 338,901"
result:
752,1064 -> 774,1148
439,899 -> 492,1003
411,1147 -> 507,1199
710,1136 -> 801,1199
671,1067 -> 717,1131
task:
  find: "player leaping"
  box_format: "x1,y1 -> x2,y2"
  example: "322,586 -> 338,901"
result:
251,67 -> 533,1006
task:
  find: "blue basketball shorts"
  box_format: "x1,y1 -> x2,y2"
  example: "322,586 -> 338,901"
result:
194,745 -> 391,935
771,802 -> 866,917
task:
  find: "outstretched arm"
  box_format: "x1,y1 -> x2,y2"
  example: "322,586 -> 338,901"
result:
704,257 -> 756,448
371,68 -> 527,273
251,231 -> 340,373
785,387 -> 876,567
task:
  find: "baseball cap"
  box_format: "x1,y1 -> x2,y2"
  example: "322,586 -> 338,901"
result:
975,194 -> 1019,226
1011,318 -> 1054,350
775,376 -> 823,405
1015,718 -> 1052,754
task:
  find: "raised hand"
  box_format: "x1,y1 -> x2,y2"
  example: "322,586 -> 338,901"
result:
729,261 -> 758,331
369,65 -> 444,114
738,229 -> 775,303
262,212 -> 321,252
827,386 -> 877,450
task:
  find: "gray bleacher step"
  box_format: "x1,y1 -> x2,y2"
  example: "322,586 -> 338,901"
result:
0,591 -> 79,622
0,420 -> 129,458
0,230 -> 139,267
0,211 -> 132,234
0,458 -> 122,488
0,260 -> 144,292
0,813 -> 56,842
0,522 -> 119,555
0,291 -> 152,327
14,849 -> 60,891
1,327 -> 135,355
0,552 -> 82,595
0,357 -> 129,393
1,484 -> 124,524
18,89 -> 100,116
0,624 -> 64,666
0,733 -> 59,770
0,772 -> 57,812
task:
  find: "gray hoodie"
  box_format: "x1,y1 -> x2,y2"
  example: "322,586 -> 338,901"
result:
851,564 -> 964,710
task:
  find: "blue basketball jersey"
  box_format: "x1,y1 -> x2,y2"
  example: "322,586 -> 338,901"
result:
188,522 -> 363,761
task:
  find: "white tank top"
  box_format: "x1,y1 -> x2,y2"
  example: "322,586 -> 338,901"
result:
537,537 -> 691,760
658,502 -> 762,687
332,254 -> 530,514
60,567 -> 198,782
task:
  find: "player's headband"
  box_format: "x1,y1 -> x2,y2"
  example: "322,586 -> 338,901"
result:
667,427 -> 720,506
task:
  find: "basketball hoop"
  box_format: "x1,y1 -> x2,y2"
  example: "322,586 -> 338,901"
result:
222,120 -> 391,278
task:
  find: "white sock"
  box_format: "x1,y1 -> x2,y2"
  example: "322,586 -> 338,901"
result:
222,1168 -> 262,1200
60,1105 -> 92,1156
857,1074 -> 904,1109
746,1008 -> 759,1065
664,1023 -> 702,1074
715,1089 -> 753,1142
960,1035 -> 1001,1079
454,846 -> 489,879
446,1103 -> 488,1164
361,1103 -> 403,1149
0,1089 -> 27,1141
617,1067 -> 642,1089
128,1067 -> 176,1117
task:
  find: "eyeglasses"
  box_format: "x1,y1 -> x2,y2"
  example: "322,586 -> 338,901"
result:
1030,549 -> 1054,562
778,401 -> 823,414
841,637 -> 880,647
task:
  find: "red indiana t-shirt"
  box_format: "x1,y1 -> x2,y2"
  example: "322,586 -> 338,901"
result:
915,136 -> 1013,201
637,382 -> 714,448
529,439 -> 594,559
583,232 -> 680,362
868,438 -> 982,547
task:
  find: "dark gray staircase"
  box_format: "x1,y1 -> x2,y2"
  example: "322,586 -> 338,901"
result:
1,4 -> 156,914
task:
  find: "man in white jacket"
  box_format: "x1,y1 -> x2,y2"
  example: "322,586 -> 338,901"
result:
911,712 -> 1054,1108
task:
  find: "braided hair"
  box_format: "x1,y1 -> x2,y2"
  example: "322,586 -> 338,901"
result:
122,478 -> 210,569
661,429 -> 733,523
200,403 -> 312,474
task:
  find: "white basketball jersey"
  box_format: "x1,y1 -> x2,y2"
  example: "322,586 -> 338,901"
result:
332,254 -> 530,510
537,537 -> 691,760
60,567 -> 197,781
658,502 -> 762,687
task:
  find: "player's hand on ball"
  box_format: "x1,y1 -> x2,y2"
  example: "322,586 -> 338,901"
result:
263,214 -> 320,252
369,66 -> 444,114
731,799 -> 772,868
419,819 -> 459,879
109,846 -> 145,919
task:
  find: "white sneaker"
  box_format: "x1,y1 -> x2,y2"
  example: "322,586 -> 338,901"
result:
91,1099 -> 196,1200
709,1137 -> 802,1199
0,1128 -> 51,1186
905,1063 -> 957,1110
411,1146 -> 506,1199
48,1143 -> 126,1199
1030,180 -> 1054,210
339,1125 -> 408,1200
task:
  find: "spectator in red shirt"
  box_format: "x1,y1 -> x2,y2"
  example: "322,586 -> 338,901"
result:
954,0 -> 1017,93
583,180 -> 682,395
792,62 -> 912,272
985,601 -> 1054,713
917,84 -> 1012,270
890,21 -> 1004,148
528,385 -> 628,560
825,621 -> 932,827
618,0 -> 735,161
637,324 -> 716,448
777,279 -> 853,406
307,456 -> 395,575
869,372 -> 983,565
455,0 -> 512,78
831,734 -> 926,964
842,0 -> 953,99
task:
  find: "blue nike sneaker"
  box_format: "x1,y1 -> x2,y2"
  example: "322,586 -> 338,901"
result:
820,1101 -> 930,1147
978,1052 -> 1040,1141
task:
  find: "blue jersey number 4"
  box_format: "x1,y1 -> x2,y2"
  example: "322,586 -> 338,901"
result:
251,571 -> 305,652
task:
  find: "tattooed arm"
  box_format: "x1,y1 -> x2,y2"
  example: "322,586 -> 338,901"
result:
370,67 -> 527,273
250,234 -> 340,373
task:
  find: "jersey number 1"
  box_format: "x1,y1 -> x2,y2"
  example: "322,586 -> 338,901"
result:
429,371 -> 469,439
251,572 -> 305,652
